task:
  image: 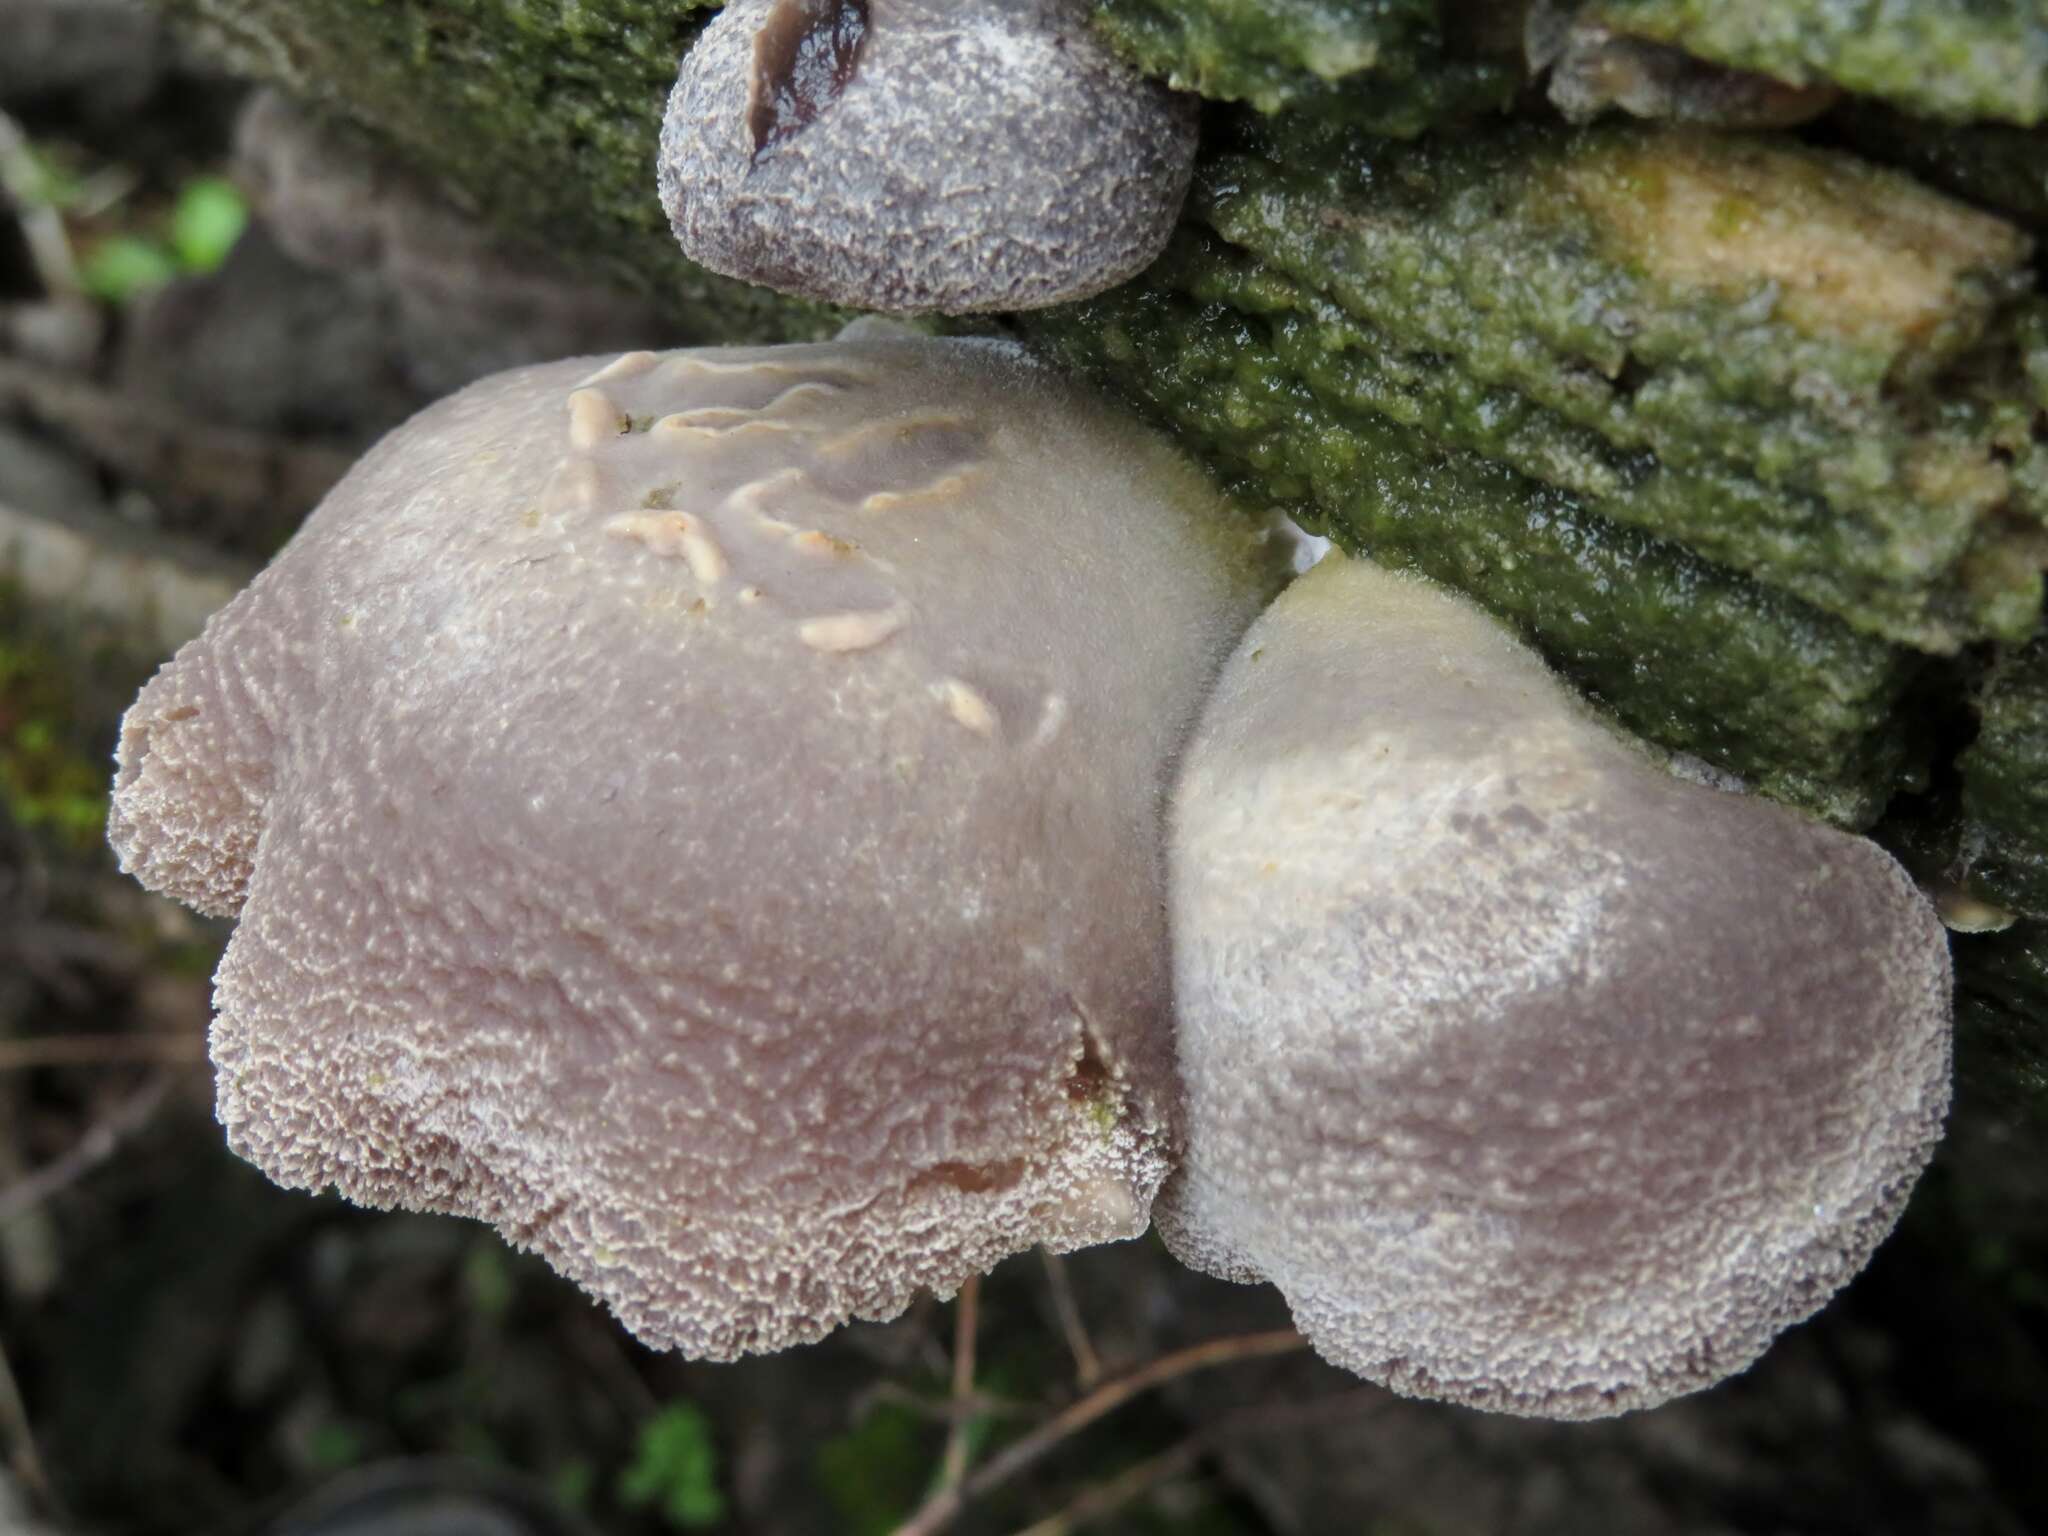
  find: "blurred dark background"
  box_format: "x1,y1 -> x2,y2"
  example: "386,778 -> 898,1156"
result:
2,4 -> 2046,1533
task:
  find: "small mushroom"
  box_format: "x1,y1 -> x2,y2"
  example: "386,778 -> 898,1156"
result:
109,335 -> 1274,1358
1163,554 -> 1952,1419
658,0 -> 1199,313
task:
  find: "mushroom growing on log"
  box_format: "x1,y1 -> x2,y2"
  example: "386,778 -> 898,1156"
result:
658,0 -> 1199,313
108,334 -> 1274,1358
1163,553 -> 1953,1419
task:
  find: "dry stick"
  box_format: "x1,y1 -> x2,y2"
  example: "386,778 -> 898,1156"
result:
1004,1438 -> 1203,1536
1002,1386 -> 1387,1536
0,108 -> 80,296
1036,1248 -> 1101,1389
869,1382 -> 1031,1426
889,1328 -> 1308,1536
0,1074 -> 171,1228
0,1034 -> 206,1072
0,1328 -> 64,1523
935,1273 -> 983,1496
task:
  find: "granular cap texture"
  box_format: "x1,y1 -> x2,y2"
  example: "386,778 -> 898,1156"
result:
1165,554 -> 1953,1418
110,336 -> 1271,1358
659,0 -> 1198,313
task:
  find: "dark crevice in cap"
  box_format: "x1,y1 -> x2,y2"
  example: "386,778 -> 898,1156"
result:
748,0 -> 869,160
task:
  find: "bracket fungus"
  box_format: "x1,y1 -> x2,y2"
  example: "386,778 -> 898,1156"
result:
108,335 -> 1273,1358
658,0 -> 1199,313
1164,554 -> 1953,1419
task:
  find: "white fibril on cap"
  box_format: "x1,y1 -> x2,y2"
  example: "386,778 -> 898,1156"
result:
108,335 -> 1275,1359
658,0 -> 1199,313
1164,553 -> 1953,1419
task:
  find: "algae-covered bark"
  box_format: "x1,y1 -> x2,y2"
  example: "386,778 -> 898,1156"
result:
1586,0 -> 2048,126
1027,113 -> 2048,840
1023,280 -> 1920,825
154,0 -> 839,340
1089,0 -> 1518,134
1188,119 -> 2043,653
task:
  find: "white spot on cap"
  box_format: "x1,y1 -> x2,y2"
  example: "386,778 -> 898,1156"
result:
580,350 -> 660,386
763,380 -> 846,413
653,414 -> 797,443
567,388 -> 627,451
726,468 -> 813,516
604,512 -> 693,558
680,520 -> 729,587
936,679 -> 998,737
605,512 -> 727,587
799,607 -> 906,653
818,411 -> 973,458
792,530 -> 858,559
862,470 -> 978,514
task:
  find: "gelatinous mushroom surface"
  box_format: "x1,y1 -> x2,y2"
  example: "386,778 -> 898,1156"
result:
659,0 -> 1198,313
110,336 -> 1273,1359
1164,554 -> 1953,1419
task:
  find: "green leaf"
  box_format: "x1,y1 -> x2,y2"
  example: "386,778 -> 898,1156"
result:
79,236 -> 177,303
619,1401 -> 726,1530
169,176 -> 248,272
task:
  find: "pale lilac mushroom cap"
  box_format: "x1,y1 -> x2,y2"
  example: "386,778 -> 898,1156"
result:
657,0 -> 1199,313
108,335 -> 1274,1358
1163,553 -> 1954,1420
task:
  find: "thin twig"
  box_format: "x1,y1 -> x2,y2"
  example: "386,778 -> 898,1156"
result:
935,1273 -> 982,1495
0,1328 -> 65,1524
0,1074 -> 171,1227
866,1382 -> 1031,1425
0,359 -> 353,525
1001,1386 -> 1387,1536
0,1034 -> 205,1072
1003,1438 -> 1203,1536
0,108 -> 80,297
1036,1248 -> 1101,1390
889,1328 -> 1307,1536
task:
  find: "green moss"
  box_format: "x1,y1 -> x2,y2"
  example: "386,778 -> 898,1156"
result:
0,590 -> 124,856
1185,121 -> 2041,650
1156,228 -> 2039,651
1585,0 -> 2048,126
1089,0 -> 1518,134
158,0 -> 837,338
